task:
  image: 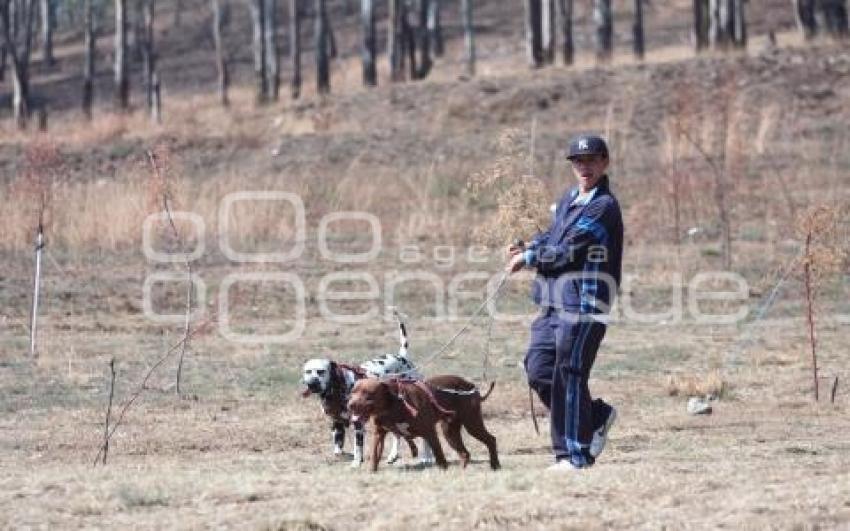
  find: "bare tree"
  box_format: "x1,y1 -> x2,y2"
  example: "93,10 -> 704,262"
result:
1,38 -> 7,81
427,0 -> 442,57
541,0 -> 555,64
388,0 -> 402,81
416,0 -> 432,78
315,0 -> 329,93
525,0 -> 543,67
211,0 -> 229,105
633,0 -> 644,59
264,0 -> 279,99
593,0 -> 613,62
114,0 -> 129,110
360,0 -> 376,86
694,0 -> 709,50
82,0 -> 96,118
820,0 -> 849,37
290,0 -> 300,98
1,0 -> 37,128
557,0 -> 573,65
142,0 -> 159,122
400,1 -> 416,79
324,3 -> 336,58
461,0 -> 474,76
39,0 -> 53,65
709,0 -> 746,48
133,0 -> 144,60
793,0 -> 817,39
249,0 -> 267,103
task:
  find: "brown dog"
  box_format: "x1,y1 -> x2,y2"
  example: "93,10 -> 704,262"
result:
347,375 -> 500,472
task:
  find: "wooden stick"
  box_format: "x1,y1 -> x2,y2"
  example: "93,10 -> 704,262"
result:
831,376 -> 839,404
96,358 -> 116,466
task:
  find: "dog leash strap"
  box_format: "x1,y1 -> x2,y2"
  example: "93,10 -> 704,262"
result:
529,386 -> 540,436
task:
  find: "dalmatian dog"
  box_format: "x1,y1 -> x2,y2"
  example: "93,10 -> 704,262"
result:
359,322 -> 435,465
301,316 -> 433,467
301,358 -> 367,467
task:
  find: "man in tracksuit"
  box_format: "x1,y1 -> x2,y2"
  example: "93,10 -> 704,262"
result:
505,134 -> 623,470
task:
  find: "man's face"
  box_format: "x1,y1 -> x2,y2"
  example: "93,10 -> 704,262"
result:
569,154 -> 609,191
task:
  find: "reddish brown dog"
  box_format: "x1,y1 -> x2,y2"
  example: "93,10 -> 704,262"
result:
347,375 -> 500,472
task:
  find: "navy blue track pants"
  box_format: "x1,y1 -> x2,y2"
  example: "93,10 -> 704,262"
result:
524,307 -> 611,467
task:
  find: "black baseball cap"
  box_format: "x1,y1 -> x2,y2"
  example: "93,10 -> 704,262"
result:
566,134 -> 609,160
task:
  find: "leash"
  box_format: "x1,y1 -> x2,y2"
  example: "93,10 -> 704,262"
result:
409,270 -> 511,374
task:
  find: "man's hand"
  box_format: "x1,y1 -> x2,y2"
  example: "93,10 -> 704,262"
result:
506,244 -> 523,257
505,252 -> 527,274
506,239 -> 525,258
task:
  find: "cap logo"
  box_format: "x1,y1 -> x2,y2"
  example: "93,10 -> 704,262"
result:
578,139 -> 589,150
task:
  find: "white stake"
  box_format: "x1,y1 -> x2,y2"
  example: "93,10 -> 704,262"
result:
30,223 -> 44,358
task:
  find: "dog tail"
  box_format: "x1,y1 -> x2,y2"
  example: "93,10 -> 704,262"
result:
393,308 -> 410,357
480,381 -> 496,402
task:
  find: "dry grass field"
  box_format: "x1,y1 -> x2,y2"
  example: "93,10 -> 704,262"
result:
2,0 -> 850,528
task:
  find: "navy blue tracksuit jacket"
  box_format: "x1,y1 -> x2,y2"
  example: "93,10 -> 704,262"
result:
523,175 -> 623,467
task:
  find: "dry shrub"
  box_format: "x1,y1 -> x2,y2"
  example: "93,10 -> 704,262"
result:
467,129 -> 550,246
1,139 -> 66,248
795,204 -> 847,280
665,371 -> 726,398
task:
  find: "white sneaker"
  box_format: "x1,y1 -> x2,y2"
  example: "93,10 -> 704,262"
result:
589,407 -> 617,458
546,459 -> 582,472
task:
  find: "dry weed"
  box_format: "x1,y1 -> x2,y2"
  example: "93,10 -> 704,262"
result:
665,370 -> 726,398
467,129 -> 550,246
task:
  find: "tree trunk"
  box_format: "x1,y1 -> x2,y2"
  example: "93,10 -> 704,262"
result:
82,0 -> 96,118
593,0 -> 613,62
820,0 -> 849,37
731,0 -> 746,47
1,34 -> 7,81
388,0 -> 402,81
132,0 -> 144,60
557,0 -> 573,65
400,1 -> 416,80
115,0 -> 129,110
525,0 -> 543,67
249,0 -> 267,103
694,0 -> 709,50
427,0 -> 442,57
264,0 -> 279,99
142,0 -> 157,121
360,0 -> 376,86
461,0 -> 474,76
416,0 -> 431,78
541,0 -> 555,64
1,0 -> 36,128
211,0 -> 229,105
289,0 -> 301,98
315,0 -> 329,93
633,0 -> 644,58
151,69 -> 160,122
39,0 -> 53,65
324,4 -> 336,59
709,0 -> 746,48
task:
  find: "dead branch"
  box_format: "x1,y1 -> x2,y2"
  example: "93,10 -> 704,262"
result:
97,358 -> 116,466
92,322 -> 212,466
146,149 -> 194,397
